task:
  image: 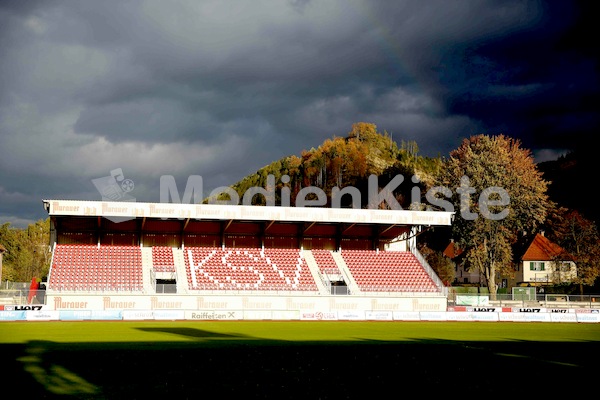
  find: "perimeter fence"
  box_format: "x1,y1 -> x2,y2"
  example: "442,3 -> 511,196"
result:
2,281 -> 600,309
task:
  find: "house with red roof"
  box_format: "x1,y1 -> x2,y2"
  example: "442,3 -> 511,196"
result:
516,232 -> 577,286
443,239 -> 482,285
443,232 -> 577,289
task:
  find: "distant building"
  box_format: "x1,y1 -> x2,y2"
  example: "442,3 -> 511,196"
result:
516,232 -> 577,287
443,232 -> 577,290
443,240 -> 482,286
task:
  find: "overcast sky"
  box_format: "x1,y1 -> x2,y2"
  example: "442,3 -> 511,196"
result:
0,0 -> 596,228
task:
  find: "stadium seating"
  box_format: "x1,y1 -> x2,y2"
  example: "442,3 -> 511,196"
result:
151,246 -> 176,273
311,249 -> 340,276
48,244 -> 143,292
47,244 -> 440,295
339,249 -> 439,292
184,246 -> 319,292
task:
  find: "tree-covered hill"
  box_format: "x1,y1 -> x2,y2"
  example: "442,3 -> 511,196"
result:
207,122 -> 444,210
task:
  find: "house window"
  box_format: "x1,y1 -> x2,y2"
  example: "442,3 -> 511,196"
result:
529,262 -> 545,271
560,262 -> 570,272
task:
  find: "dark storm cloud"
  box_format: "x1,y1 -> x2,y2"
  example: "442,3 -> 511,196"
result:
440,1 -> 598,151
0,0 -> 596,227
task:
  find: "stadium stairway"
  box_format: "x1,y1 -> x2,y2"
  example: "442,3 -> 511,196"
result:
141,247 -> 189,294
301,250 -> 331,295
140,247 -> 154,293
173,248 -> 189,294
330,251 -> 360,294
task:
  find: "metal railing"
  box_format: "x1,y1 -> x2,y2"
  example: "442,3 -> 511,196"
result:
447,292 -> 600,308
0,288 -> 46,305
2,284 -> 600,309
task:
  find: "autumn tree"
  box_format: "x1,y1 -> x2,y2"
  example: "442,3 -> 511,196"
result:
347,122 -> 399,175
436,134 -> 551,296
545,208 -> 600,293
418,243 -> 455,286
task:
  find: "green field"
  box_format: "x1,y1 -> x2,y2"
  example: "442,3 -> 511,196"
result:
1,321 -> 599,399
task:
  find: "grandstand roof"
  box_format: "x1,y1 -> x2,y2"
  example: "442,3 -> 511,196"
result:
43,199 -> 454,226
42,199 -> 454,246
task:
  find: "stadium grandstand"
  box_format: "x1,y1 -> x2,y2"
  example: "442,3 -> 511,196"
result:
37,199 -> 455,319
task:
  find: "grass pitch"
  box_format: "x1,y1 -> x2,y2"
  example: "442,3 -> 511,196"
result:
1,321 -> 599,399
